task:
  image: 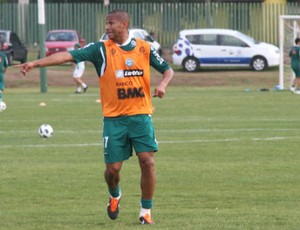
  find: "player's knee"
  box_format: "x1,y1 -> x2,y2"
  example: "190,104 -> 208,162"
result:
139,156 -> 155,171
105,163 -> 122,176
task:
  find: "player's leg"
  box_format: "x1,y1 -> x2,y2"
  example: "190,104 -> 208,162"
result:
105,161 -> 123,220
78,77 -> 88,92
130,115 -> 157,224
73,76 -> 82,93
294,67 -> 300,92
290,77 -> 296,92
137,151 -> 155,225
0,74 -> 4,101
295,76 -> 300,92
73,70 -> 88,93
103,116 -> 132,220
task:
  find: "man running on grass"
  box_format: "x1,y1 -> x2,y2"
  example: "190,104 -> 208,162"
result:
14,9 -> 173,225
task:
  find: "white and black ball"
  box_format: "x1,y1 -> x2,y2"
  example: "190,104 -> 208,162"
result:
0,101 -> 7,112
38,124 -> 54,138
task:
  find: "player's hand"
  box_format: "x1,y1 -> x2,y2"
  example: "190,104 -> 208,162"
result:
153,69 -> 173,98
152,87 -> 165,98
13,62 -> 35,76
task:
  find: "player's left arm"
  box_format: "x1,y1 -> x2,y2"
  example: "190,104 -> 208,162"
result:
153,68 -> 174,98
150,46 -> 174,98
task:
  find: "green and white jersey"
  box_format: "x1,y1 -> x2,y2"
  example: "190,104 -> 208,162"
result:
289,45 -> 300,68
0,51 -> 8,74
70,38 -> 170,77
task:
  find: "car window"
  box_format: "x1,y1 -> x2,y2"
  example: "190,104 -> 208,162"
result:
186,34 -> 217,45
0,32 -> 7,43
185,34 -> 201,44
10,33 -> 21,46
235,32 -> 259,44
46,32 -> 77,42
131,31 -> 144,40
219,35 -> 245,47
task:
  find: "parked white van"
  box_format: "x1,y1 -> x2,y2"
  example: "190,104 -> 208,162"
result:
172,29 -> 280,72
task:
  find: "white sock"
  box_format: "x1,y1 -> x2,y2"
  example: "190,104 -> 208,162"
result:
82,83 -> 87,88
77,87 -> 81,92
139,208 -> 151,217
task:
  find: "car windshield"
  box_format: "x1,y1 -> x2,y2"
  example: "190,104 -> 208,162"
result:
46,32 -> 77,42
0,32 -> 8,42
236,31 -> 260,44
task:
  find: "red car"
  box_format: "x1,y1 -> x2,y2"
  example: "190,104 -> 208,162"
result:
44,30 -> 85,57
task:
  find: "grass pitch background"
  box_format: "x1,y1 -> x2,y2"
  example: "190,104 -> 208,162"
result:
1,86 -> 300,230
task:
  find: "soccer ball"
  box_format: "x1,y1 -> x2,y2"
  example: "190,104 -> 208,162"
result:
38,124 -> 54,138
0,101 -> 6,112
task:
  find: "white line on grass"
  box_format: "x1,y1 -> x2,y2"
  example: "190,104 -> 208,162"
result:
1,136 -> 300,148
0,119 -> 100,123
154,117 -> 300,122
156,128 -> 300,133
0,143 -> 102,148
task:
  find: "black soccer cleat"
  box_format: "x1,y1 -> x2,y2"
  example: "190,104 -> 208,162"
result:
107,196 -> 120,220
83,86 -> 88,93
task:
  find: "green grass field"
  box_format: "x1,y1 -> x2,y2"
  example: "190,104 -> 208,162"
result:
1,86 -> 300,230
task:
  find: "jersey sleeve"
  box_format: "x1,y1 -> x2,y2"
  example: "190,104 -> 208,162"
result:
70,42 -> 106,77
149,45 -> 170,74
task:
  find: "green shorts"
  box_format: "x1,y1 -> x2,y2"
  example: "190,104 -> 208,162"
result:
291,63 -> 300,77
102,114 -> 158,163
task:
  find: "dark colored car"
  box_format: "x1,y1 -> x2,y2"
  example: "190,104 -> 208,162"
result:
44,30 -> 85,57
0,30 -> 28,65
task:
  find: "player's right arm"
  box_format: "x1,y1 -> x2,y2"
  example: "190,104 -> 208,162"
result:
14,52 -> 73,76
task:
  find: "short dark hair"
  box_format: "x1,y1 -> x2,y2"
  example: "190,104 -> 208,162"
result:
108,9 -> 130,26
295,38 -> 300,44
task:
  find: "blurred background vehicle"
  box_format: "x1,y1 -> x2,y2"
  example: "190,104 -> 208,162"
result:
172,29 -> 280,72
0,30 -> 27,65
99,28 -> 162,55
44,29 -> 85,57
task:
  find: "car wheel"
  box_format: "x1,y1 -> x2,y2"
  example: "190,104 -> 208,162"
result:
251,56 -> 267,71
183,57 -> 199,72
21,54 -> 27,63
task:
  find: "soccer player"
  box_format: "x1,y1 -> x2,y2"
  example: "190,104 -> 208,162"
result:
289,37 -> 300,93
0,42 -> 8,102
72,43 -> 88,94
14,9 -> 173,225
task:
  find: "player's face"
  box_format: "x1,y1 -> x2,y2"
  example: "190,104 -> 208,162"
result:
105,14 -> 128,43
